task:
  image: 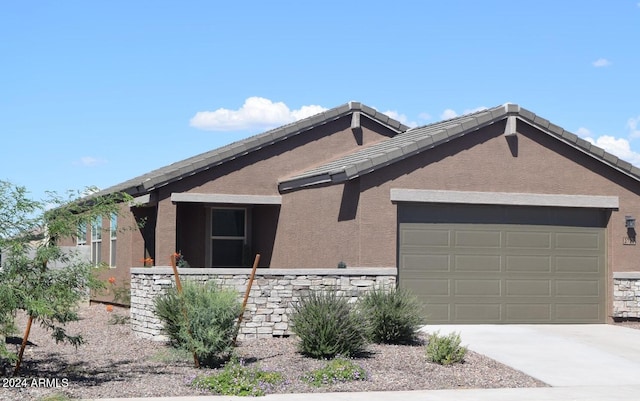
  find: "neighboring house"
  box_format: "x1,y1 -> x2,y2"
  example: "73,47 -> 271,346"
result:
79,101 -> 640,324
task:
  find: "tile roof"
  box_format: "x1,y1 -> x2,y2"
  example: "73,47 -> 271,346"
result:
278,103 -> 640,191
97,100 -> 640,198
96,101 -> 409,197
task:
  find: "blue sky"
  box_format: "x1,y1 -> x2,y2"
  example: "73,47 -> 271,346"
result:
1,1 -> 639,201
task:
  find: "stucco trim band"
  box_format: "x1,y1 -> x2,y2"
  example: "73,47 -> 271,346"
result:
613,272 -> 640,279
131,267 -> 398,275
171,193 -> 282,205
390,189 -> 619,209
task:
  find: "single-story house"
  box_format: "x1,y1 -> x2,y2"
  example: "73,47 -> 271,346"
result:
76,101 -> 640,326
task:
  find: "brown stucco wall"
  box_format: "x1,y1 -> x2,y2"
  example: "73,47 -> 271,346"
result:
150,115 -> 398,267
80,113 -> 640,317
140,116 -> 640,274
267,119 -> 640,320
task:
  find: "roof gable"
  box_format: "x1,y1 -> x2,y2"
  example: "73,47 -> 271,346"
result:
278,104 -> 640,192
97,102 -> 409,197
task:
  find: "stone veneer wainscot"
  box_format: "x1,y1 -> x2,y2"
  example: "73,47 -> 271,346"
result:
613,272 -> 640,319
130,267 -> 397,341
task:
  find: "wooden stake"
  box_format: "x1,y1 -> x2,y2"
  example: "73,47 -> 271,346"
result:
170,253 -> 199,368
13,315 -> 33,376
233,254 -> 260,345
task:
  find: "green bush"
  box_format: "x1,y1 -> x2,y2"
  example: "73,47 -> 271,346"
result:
426,331 -> 467,365
290,291 -> 368,359
154,280 -> 241,366
301,357 -> 367,387
359,287 -> 423,344
192,357 -> 284,396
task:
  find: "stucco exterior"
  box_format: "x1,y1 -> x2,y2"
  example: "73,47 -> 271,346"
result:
80,102 -> 640,319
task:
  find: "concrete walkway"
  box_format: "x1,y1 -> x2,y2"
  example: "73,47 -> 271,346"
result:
95,324 -> 640,401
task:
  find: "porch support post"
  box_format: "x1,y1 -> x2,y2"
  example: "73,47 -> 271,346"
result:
155,195 -> 177,266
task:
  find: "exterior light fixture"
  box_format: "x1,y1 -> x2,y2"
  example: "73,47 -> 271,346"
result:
625,215 -> 636,229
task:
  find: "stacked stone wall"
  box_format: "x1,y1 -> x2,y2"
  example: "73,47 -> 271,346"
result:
613,273 -> 640,319
130,267 -> 397,341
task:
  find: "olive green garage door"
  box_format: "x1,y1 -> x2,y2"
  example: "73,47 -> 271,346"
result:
398,204 -> 607,324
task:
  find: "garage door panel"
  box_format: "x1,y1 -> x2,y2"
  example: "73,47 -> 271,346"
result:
455,304 -> 502,321
402,254 -> 451,272
555,232 -> 601,250
398,204 -> 606,324
555,256 -> 601,273
555,304 -> 602,321
424,304 -> 451,321
402,278 -> 450,296
505,255 -> 552,272
555,280 -> 601,297
506,280 -> 551,296
401,228 -> 450,247
455,231 -> 501,248
455,279 -> 501,296
454,255 -> 501,272
506,231 -> 552,249
505,304 -> 552,321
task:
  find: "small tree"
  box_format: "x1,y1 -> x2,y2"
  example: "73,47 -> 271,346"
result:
0,181 -> 133,375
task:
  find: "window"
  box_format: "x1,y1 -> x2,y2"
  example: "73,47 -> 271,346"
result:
77,223 -> 87,246
109,213 -> 117,267
210,208 -> 246,267
91,216 -> 102,266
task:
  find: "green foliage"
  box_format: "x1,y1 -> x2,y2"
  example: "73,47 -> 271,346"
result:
426,331 -> 467,365
191,357 -> 285,396
151,346 -> 194,364
359,287 -> 423,345
290,290 -> 369,359
96,271 -> 131,306
0,181 -> 134,372
301,357 -> 367,387
154,280 -> 241,366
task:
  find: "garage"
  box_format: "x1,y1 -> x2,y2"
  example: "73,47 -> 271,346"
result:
398,202 -> 609,324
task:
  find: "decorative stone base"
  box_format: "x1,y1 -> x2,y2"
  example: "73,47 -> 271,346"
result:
130,267 -> 397,341
613,272 -> 640,319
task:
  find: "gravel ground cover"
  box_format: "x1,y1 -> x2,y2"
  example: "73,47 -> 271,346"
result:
1,304 -> 546,400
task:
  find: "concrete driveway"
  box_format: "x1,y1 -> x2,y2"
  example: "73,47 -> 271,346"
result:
422,324 -> 640,387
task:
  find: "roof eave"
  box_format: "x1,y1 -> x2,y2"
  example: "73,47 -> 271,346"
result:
106,102 -> 409,195
517,108 -> 640,184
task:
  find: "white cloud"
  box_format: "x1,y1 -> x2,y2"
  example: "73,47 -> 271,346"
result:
418,112 -> 432,121
627,116 -> 640,138
592,58 -> 611,67
440,109 -> 458,120
75,156 -> 106,167
575,127 -> 592,138
382,110 -> 418,128
189,97 -> 327,131
586,135 -> 640,166
440,106 -> 488,120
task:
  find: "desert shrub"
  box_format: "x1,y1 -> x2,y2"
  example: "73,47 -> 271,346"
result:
154,280 -> 241,366
192,357 -> 284,396
426,331 -> 467,365
151,347 -> 193,364
290,291 -> 368,359
359,287 -> 423,344
301,357 -> 367,387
